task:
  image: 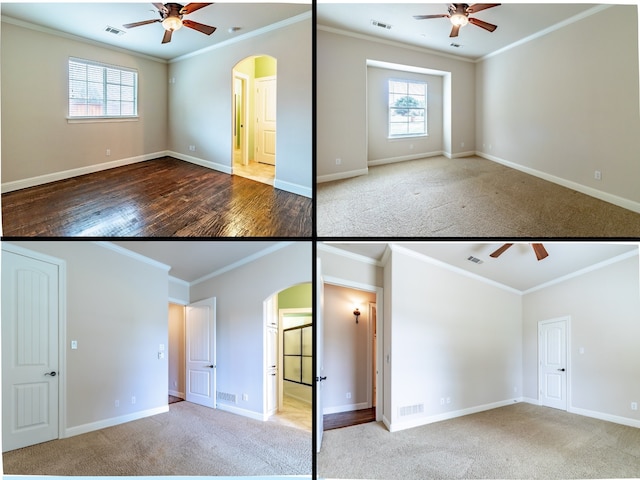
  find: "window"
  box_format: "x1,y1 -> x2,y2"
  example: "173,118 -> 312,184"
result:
283,324 -> 312,387
68,58 -> 137,118
388,79 -> 427,137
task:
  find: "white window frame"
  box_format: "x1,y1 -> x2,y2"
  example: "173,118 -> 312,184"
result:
68,57 -> 138,122
388,78 -> 427,138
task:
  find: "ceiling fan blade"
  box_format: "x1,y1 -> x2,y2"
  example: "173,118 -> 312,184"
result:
152,2 -> 168,14
413,13 -> 450,20
123,19 -> 161,29
489,243 -> 513,258
180,3 -> 212,15
468,17 -> 498,32
466,3 -> 501,14
531,244 -> 549,261
182,19 -> 217,35
162,28 -> 173,44
449,24 -> 461,38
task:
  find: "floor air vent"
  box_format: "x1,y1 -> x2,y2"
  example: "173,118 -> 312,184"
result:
399,403 -> 424,417
105,26 -> 125,36
217,391 -> 237,403
467,255 -> 484,264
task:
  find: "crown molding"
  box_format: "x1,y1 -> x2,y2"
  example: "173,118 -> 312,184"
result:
93,242 -> 171,272
1,15 -> 167,64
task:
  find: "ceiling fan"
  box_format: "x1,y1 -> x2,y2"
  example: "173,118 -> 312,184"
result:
490,243 -> 549,261
414,3 -> 500,38
123,3 -> 216,44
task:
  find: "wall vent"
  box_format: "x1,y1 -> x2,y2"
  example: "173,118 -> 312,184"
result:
399,403 -> 424,417
217,391 -> 237,403
371,20 -> 392,30
467,255 -> 483,264
450,43 -> 462,48
105,26 -> 125,36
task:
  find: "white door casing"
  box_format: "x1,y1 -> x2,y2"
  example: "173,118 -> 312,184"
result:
2,246 -> 64,452
232,73 -> 249,167
539,317 -> 569,410
266,326 -> 278,415
315,259 -> 325,453
186,297 -> 216,408
255,76 -> 276,166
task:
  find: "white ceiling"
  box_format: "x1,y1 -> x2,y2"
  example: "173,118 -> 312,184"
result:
111,240 -> 290,282
1,2 -> 311,61
317,2 -> 600,60
322,242 -> 639,292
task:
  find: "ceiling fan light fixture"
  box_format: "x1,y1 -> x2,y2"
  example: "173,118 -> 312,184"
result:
162,15 -> 183,32
450,13 -> 469,27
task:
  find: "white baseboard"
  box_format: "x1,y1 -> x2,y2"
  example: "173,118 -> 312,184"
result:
522,396 -> 541,405
569,406 -> 640,429
323,402 -> 369,415
217,402 -> 266,422
388,398 -> 520,433
1,151 -> 167,193
167,150 -> 232,175
169,390 -> 185,399
274,179 -> 312,198
317,168 -> 369,183
63,405 -> 169,438
449,150 -> 477,159
367,151 -> 443,167
477,151 -> 640,214
382,414 -> 392,431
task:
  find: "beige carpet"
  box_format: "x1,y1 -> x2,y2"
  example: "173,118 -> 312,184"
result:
317,156 -> 640,237
318,402 -> 640,479
3,401 -> 311,476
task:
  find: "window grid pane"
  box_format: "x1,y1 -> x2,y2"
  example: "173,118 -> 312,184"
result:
68,58 -> 137,118
388,79 -> 427,137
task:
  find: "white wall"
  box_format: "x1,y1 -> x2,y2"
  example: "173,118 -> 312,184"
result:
168,15 -> 312,197
4,241 -> 170,436
322,284 -> 376,413
367,67 -> 444,163
317,28 -> 475,181
386,246 -> 522,432
189,242 -> 312,419
0,21 -> 168,190
522,254 -> 640,426
476,5 -> 640,211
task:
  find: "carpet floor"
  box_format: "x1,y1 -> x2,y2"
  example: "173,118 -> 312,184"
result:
317,156 -> 640,237
318,403 -> 640,479
2,401 -> 311,477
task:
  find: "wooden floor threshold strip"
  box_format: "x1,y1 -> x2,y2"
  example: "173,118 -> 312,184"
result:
324,407 -> 376,430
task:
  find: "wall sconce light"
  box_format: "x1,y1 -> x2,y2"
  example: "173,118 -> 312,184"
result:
353,307 -> 361,324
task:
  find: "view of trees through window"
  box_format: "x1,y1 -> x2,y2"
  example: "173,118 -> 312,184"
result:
388,79 -> 427,137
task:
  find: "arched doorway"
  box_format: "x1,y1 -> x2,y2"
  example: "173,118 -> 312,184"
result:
231,55 -> 277,186
264,282 -> 312,432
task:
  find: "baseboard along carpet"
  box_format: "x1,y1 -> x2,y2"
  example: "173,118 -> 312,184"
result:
318,402 -> 640,479
317,156 -> 640,237
2,401 -> 311,476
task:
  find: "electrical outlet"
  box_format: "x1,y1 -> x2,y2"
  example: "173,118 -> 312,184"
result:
594,170 -> 602,180
189,145 -> 196,152
632,402 -> 638,411
346,392 -> 351,399
460,142 -> 465,148
131,396 -> 136,405
440,397 -> 445,405
71,340 -> 78,350
115,400 -> 120,408
446,397 -> 451,404
106,148 -> 111,156
242,394 -> 248,401
335,158 -> 341,165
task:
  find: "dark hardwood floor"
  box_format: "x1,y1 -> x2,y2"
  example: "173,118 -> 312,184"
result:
324,407 -> 376,430
1,157 -> 312,237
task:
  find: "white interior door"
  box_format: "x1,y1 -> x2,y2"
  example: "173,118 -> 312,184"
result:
315,258 -> 325,453
539,318 -> 568,410
186,297 -> 216,408
255,76 -> 276,166
2,248 -> 60,452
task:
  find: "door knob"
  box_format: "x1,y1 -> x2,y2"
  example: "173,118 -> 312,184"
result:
557,368 -> 566,372
316,376 -> 327,382
45,371 -> 57,377
205,365 -> 214,368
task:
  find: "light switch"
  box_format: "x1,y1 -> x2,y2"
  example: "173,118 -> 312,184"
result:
158,352 -> 165,359
159,344 -> 165,351
579,347 -> 585,354
71,340 -> 78,350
